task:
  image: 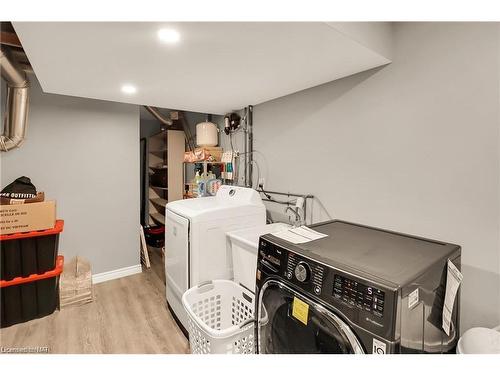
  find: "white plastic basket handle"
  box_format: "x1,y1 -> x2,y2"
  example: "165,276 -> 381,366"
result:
238,318 -> 255,329
196,280 -> 214,293
241,290 -> 253,303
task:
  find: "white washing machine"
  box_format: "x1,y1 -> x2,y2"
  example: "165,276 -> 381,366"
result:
165,185 -> 266,332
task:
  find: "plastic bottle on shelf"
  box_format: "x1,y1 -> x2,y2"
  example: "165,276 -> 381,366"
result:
197,171 -> 209,197
205,179 -> 222,196
226,163 -> 233,180
193,171 -> 201,197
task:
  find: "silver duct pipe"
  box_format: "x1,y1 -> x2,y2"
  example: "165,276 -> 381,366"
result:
144,106 -> 173,126
0,48 -> 30,152
19,63 -> 34,74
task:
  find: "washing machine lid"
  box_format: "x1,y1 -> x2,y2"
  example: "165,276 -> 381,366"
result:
166,186 -> 265,222
167,196 -> 219,218
264,220 -> 461,288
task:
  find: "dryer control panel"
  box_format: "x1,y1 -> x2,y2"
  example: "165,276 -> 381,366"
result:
256,237 -> 397,340
286,253 -> 325,295
333,275 -> 385,318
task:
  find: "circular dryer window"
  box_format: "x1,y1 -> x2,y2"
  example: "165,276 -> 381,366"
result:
257,280 -> 365,354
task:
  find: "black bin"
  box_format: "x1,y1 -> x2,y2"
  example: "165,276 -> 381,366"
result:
1,255 -> 63,328
144,225 -> 165,248
1,220 -> 64,281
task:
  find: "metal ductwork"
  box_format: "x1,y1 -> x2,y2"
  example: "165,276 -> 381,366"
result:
144,105 -> 195,151
0,47 -> 29,152
144,106 -> 173,126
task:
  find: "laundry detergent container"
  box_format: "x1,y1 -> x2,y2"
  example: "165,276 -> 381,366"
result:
227,223 -> 291,292
457,326 -> 500,354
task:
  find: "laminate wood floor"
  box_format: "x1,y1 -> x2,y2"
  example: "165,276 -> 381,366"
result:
0,247 -> 189,354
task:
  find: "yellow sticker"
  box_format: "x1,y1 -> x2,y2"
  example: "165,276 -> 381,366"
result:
292,296 -> 309,325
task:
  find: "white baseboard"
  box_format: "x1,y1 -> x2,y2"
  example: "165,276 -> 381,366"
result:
92,264 -> 142,284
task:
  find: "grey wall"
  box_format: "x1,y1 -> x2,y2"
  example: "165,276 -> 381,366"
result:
1,77 -> 140,275
253,23 -> 500,331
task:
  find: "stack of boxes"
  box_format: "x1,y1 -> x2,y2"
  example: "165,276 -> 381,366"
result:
0,199 -> 64,328
59,256 -> 93,309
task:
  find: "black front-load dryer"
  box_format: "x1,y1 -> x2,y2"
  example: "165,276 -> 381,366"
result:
255,220 -> 461,354
258,279 -> 365,353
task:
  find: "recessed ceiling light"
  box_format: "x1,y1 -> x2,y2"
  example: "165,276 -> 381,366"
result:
121,84 -> 137,95
158,28 -> 181,44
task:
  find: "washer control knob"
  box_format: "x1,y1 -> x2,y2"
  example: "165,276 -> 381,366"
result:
294,262 -> 311,283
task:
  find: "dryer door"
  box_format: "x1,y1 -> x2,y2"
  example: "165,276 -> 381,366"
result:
165,210 -> 190,296
258,280 -> 365,354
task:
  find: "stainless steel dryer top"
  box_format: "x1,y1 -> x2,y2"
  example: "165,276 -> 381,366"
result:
265,220 -> 460,289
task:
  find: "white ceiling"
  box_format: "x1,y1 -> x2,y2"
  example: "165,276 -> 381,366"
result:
14,22 -> 391,114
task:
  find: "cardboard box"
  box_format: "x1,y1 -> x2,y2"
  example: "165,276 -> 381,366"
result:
202,147 -> 223,162
0,201 -> 56,235
184,147 -> 224,163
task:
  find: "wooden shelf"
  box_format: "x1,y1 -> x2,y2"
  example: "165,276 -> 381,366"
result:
145,129 -> 184,225
150,197 -> 167,207
149,166 -> 168,171
150,213 -> 165,225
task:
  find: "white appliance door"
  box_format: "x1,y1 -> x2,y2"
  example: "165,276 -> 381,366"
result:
165,210 -> 190,304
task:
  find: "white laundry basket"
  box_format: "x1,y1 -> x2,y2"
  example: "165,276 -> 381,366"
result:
182,279 -> 256,354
